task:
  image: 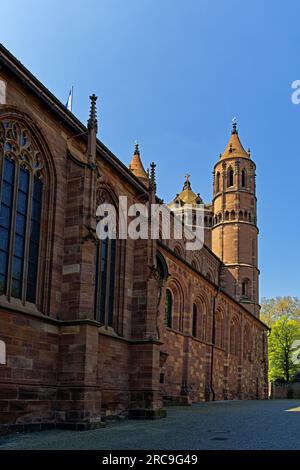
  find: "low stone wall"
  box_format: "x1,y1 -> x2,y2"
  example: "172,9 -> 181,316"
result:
271,382 -> 300,399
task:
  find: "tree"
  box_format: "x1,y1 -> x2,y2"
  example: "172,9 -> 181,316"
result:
260,297 -> 300,328
268,316 -> 300,382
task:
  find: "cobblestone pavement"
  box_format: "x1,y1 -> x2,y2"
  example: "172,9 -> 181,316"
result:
1,400 -> 300,450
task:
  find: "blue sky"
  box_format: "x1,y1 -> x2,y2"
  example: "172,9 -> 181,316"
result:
2,0 -> 299,300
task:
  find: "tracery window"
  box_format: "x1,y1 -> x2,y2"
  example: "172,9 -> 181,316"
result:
95,235 -> 117,327
0,121 -> 43,303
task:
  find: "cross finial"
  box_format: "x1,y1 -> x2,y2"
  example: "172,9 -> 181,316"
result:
134,140 -> 140,155
232,117 -> 238,134
88,94 -> 98,130
183,173 -> 192,190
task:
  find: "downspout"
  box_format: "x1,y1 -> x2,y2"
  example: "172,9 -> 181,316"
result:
210,262 -> 222,401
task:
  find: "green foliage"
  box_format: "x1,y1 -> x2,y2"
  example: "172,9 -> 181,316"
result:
268,316 -> 300,382
260,296 -> 300,328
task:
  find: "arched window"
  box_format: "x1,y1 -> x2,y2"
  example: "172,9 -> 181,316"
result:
215,309 -> 224,348
225,211 -> 229,221
227,167 -> 234,187
192,303 -> 197,337
165,289 -> 172,328
200,298 -> 207,341
230,210 -> 236,220
241,278 -> 250,299
241,169 -> 246,188
95,237 -> 117,326
0,121 -> 43,303
216,172 -> 220,193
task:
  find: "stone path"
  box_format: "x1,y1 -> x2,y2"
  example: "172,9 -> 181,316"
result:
1,400 -> 300,450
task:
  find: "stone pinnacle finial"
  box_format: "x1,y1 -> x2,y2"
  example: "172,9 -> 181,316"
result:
232,117 -> 238,134
88,94 -> 98,130
150,162 -> 156,194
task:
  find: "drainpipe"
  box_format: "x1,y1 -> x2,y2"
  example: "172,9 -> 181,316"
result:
210,263 -> 222,401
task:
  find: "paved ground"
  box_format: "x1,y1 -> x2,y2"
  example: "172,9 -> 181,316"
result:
0,400 -> 300,450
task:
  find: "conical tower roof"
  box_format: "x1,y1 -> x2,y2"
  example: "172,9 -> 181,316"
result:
220,121 -> 249,160
129,143 -> 149,186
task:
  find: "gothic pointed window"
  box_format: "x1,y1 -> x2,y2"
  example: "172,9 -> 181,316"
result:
165,289 -> 172,328
95,233 -> 117,327
227,167 -> 234,187
241,169 -> 246,188
0,121 -> 43,303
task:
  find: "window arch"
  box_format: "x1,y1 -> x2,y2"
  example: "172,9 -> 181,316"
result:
215,308 -> 224,348
165,289 -> 173,328
241,169 -> 246,188
194,296 -> 207,341
164,278 -> 184,331
227,167 -> 234,187
0,120 -> 44,303
192,303 -> 197,337
230,210 -> 236,220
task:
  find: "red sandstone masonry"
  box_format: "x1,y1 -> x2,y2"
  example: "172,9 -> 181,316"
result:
0,46 -> 268,432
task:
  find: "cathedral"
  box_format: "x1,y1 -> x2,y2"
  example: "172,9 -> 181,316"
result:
0,44 -> 268,434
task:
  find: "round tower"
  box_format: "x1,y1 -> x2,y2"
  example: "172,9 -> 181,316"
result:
211,121 -> 259,317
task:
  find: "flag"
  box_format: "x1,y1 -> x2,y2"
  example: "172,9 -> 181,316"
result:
65,87 -> 73,112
